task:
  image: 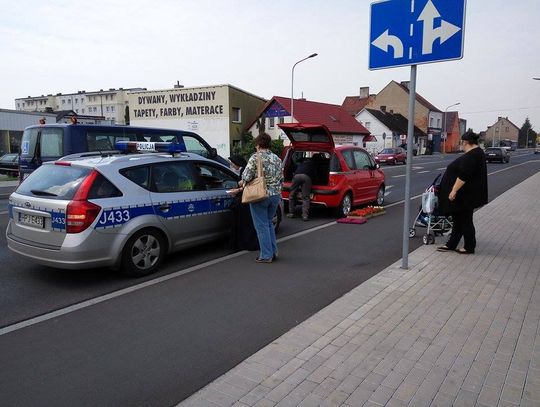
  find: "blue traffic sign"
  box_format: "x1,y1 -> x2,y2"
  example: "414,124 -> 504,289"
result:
369,0 -> 466,70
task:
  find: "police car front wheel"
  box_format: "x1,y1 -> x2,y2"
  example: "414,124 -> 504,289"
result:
122,229 -> 166,276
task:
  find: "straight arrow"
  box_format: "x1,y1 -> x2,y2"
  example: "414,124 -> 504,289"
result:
418,0 -> 460,55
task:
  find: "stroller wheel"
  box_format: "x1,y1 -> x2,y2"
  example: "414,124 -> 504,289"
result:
423,233 -> 435,245
409,228 -> 416,238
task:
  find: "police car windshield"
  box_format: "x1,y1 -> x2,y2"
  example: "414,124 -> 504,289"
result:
16,164 -> 90,200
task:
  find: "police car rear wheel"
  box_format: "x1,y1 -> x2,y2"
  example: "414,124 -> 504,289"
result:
122,229 -> 165,276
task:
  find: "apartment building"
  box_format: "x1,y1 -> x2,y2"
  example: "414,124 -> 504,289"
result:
15,87 -> 146,125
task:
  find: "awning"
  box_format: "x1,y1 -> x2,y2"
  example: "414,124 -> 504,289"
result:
363,134 -> 377,142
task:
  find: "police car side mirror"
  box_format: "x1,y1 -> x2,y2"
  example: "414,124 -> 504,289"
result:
209,147 -> 217,158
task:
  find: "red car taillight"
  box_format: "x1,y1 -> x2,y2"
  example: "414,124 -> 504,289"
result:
66,170 -> 101,234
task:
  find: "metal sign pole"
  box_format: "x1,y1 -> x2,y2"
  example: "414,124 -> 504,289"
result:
401,64 -> 417,269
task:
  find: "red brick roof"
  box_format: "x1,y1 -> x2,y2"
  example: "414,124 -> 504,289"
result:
253,96 -> 370,135
341,95 -> 375,116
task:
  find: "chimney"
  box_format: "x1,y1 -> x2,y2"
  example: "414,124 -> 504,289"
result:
359,87 -> 369,99
174,81 -> 184,89
381,105 -> 387,112
400,81 -> 410,89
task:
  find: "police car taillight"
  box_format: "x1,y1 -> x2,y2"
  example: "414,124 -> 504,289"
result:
115,141 -> 186,154
66,170 -> 101,233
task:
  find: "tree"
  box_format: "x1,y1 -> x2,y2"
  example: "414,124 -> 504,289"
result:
231,131 -> 285,162
518,117 -> 536,148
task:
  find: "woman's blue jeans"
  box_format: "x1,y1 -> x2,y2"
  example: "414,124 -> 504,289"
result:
249,194 -> 281,260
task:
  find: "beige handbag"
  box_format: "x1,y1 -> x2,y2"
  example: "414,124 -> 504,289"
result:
242,153 -> 268,204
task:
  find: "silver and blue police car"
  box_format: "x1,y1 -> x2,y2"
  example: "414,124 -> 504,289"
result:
6,142 -> 282,276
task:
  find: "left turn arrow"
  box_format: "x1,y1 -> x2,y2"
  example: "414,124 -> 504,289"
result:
372,29 -> 404,58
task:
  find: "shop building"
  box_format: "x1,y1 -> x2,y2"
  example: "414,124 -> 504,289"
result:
0,109 -> 56,154
127,84 -> 266,157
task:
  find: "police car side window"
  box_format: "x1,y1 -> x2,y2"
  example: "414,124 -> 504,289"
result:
194,163 -> 237,190
88,174 -> 123,199
122,167 -> 150,190
151,163 -> 195,193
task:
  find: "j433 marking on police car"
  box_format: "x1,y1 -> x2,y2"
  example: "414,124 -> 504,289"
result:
98,210 -> 131,227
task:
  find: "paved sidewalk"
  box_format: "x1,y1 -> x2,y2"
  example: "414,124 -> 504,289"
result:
179,172 -> 540,407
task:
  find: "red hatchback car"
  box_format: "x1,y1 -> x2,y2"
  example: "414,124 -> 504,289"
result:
374,147 -> 407,165
279,123 -> 385,217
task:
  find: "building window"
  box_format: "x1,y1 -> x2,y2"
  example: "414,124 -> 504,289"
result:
81,98 -> 84,103
364,121 -> 371,130
268,117 -> 275,128
62,100 -> 65,105
232,107 -> 241,123
506,127 -> 509,132
75,98 -> 78,104
106,106 -> 110,112
82,109 -> 85,114
93,107 -> 97,112
429,117 -> 434,127
111,106 -> 115,112
437,119 -> 441,127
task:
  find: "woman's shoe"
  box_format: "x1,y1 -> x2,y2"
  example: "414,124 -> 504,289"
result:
255,257 -> 273,263
437,246 -> 454,252
456,248 -> 474,254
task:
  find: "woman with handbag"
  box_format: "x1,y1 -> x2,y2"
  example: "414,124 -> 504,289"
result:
240,133 -> 283,263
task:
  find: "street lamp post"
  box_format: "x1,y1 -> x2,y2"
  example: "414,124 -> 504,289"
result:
443,102 -> 460,154
291,53 -> 318,123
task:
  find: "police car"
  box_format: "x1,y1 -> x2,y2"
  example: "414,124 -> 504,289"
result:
6,142 -> 282,276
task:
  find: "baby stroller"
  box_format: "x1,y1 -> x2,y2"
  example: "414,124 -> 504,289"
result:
409,173 -> 453,245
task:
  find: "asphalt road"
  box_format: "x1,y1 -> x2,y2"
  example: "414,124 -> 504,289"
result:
0,151 -> 539,406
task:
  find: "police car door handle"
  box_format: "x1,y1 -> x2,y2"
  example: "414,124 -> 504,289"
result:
159,203 -> 171,212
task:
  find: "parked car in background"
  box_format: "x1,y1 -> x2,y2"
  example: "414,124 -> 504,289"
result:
279,123 -> 385,218
374,147 -> 407,165
485,147 -> 510,163
0,153 -> 19,177
535,144 -> 540,154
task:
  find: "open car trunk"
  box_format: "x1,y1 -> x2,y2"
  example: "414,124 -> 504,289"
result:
282,149 -> 333,186
279,123 -> 335,187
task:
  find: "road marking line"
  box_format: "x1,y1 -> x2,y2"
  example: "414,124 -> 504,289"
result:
2,160 -> 538,336
437,167 -> 446,170
0,211 -> 7,215
417,171 -> 429,174
392,174 -> 406,178
0,222 -> 338,336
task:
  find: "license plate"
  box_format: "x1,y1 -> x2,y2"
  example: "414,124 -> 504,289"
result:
380,159 -> 386,162
19,213 -> 45,228
488,154 -> 496,156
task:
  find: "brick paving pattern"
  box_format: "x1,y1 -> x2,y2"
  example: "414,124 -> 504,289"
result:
179,172 -> 540,407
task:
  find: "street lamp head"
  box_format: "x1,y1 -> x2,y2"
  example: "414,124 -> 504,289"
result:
308,53 -> 318,58
534,78 -> 540,80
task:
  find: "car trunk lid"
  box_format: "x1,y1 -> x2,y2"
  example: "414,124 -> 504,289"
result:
278,123 -> 335,150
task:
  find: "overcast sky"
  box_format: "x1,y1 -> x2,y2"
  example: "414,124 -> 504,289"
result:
1,0 -> 539,132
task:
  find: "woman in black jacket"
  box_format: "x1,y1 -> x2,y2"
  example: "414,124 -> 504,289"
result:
437,131 -> 488,254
